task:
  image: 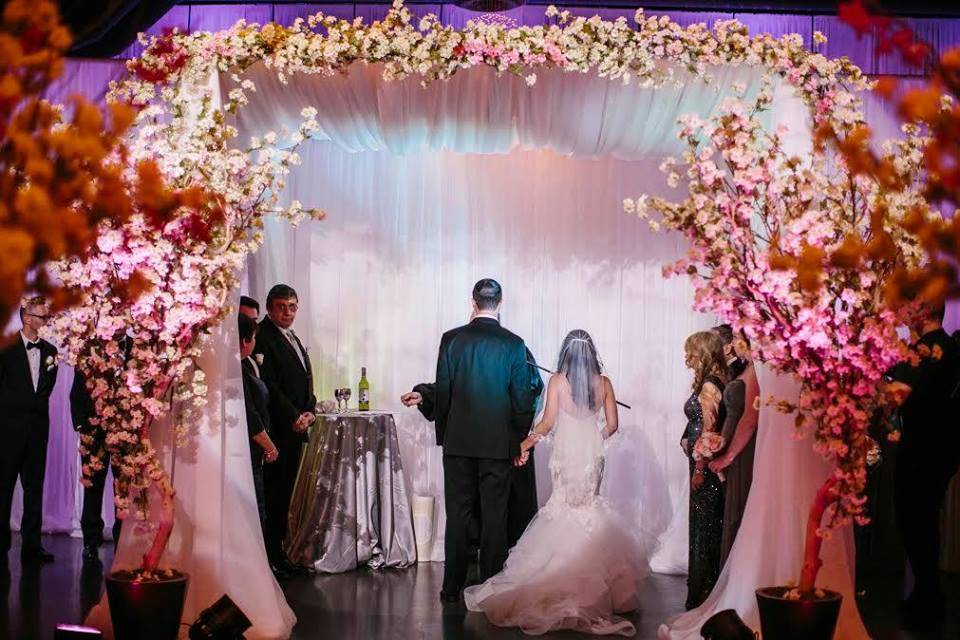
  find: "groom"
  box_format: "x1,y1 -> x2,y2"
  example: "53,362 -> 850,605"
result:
402,345 -> 543,548
435,278 -> 536,603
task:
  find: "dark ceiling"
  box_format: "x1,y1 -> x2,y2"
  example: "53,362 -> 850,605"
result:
60,1 -> 960,58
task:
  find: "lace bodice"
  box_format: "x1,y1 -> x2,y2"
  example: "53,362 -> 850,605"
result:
547,406 -> 605,509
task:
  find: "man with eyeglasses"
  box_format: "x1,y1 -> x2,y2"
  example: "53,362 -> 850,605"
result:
253,284 -> 316,578
0,296 -> 59,564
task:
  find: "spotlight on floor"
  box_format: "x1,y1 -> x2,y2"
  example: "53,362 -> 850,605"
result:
54,625 -> 103,639
189,595 -> 252,640
700,609 -> 757,639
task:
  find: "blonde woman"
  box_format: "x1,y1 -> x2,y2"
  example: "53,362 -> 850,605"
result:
680,330 -> 727,610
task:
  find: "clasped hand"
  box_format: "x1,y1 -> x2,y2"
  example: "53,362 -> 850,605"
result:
293,411 -> 315,432
513,450 -> 530,467
708,454 -> 732,475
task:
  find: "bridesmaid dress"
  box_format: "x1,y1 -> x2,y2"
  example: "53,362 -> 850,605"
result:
681,374 -> 725,610
717,377 -> 756,567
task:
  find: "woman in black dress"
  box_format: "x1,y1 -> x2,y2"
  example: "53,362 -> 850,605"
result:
239,314 -> 281,574
681,330 -> 727,610
709,330 -> 760,567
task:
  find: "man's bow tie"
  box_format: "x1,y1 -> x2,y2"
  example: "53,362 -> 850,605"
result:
25,341 -> 40,351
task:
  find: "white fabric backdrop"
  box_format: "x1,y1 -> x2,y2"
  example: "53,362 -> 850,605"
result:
238,64 -> 810,572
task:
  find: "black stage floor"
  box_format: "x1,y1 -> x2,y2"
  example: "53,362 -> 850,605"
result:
1,534 -> 957,639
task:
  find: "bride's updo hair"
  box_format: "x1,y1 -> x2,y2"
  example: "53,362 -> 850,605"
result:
557,329 -> 603,410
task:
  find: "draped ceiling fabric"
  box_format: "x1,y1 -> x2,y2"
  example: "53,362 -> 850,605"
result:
22,7 -> 960,575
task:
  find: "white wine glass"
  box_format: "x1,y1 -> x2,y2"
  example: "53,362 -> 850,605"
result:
342,388 -> 352,412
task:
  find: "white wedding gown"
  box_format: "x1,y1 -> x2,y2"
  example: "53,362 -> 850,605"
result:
465,385 -> 652,636
658,364 -> 869,639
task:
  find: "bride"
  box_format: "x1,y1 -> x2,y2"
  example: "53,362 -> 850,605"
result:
464,329 -> 651,636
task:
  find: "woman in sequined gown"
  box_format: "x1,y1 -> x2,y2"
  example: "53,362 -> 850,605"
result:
680,331 -> 727,611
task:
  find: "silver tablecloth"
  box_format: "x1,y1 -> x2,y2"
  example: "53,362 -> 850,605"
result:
285,411 -> 417,572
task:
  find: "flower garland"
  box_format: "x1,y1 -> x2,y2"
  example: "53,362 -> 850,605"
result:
59,1 -> 906,572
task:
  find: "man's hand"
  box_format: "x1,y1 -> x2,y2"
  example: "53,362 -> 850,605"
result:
264,447 -> 279,463
294,412 -> 315,433
401,391 -> 423,407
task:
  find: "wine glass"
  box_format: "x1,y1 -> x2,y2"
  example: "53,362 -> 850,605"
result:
341,388 -> 352,412
334,388 -> 344,413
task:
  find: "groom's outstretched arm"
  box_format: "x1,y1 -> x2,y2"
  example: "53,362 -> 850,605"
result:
412,382 -> 437,421
434,335 -> 452,447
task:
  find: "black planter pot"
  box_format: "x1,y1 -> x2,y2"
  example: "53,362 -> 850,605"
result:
105,570 -> 189,640
756,586 -> 842,640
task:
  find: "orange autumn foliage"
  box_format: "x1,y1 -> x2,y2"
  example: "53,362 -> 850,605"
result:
0,0 -> 220,337
812,2 -> 960,308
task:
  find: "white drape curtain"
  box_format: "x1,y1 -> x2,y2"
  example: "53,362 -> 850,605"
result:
238,63 -> 809,572
236,62 -> 772,158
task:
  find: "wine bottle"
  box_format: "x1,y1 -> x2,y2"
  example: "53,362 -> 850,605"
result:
358,367 -> 370,411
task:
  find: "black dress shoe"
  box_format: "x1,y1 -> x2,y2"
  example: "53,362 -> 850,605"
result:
270,562 -> 290,580
439,591 -> 461,604
279,557 -> 310,576
21,547 -> 54,563
82,544 -> 100,562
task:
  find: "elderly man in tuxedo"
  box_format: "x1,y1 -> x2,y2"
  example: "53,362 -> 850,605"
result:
0,297 -> 59,564
254,284 -> 315,576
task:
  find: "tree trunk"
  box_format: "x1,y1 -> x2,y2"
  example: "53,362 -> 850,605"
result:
799,475 -> 841,592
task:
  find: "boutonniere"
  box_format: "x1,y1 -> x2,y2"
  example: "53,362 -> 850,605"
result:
45,355 -> 57,371
254,353 -> 264,366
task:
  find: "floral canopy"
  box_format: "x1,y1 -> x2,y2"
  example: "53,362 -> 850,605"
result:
55,2 -> 933,581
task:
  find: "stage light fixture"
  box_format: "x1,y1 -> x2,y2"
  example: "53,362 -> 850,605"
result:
188,595 -> 252,640
455,0 -> 524,12
54,624 -> 103,639
700,609 -> 757,640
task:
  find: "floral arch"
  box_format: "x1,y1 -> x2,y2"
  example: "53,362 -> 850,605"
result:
58,0 -> 931,597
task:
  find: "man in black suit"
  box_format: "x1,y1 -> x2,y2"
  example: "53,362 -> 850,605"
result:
71,334 -> 133,563
71,370 -> 122,563
0,297 -> 59,564
402,344 -> 544,548
239,295 -> 260,321
434,279 -> 535,602
253,284 -> 315,576
885,302 -> 960,629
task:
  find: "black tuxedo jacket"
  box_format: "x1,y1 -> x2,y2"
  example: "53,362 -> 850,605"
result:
0,337 -> 58,430
253,318 -> 316,447
70,336 -> 132,435
414,347 -> 544,424
435,317 -> 536,460
242,358 -> 271,440
70,370 -> 95,433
